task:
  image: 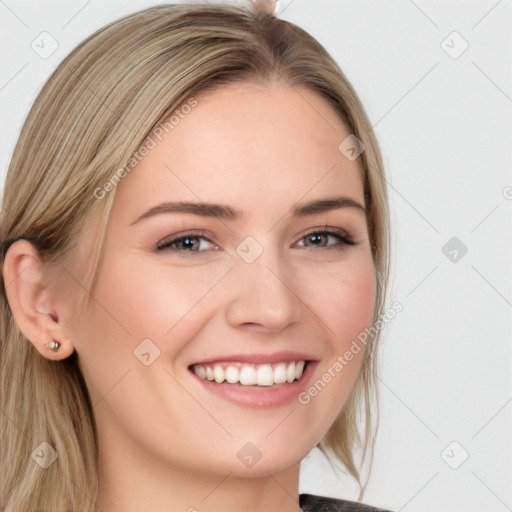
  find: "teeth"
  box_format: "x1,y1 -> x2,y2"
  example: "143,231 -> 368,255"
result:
192,361 -> 306,386
256,364 -> 274,386
239,366 -> 257,385
225,366 -> 239,384
195,365 -> 207,379
286,362 -> 296,383
213,366 -> 225,383
295,360 -> 305,380
273,363 -> 287,384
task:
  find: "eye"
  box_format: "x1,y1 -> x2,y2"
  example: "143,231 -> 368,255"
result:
156,231 -> 218,253
296,228 -> 356,249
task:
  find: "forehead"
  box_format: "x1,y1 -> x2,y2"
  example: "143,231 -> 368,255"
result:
114,81 -> 365,216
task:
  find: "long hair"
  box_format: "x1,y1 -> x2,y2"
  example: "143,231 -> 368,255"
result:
0,4 -> 390,511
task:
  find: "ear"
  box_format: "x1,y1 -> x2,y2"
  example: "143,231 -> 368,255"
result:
2,239 -> 75,360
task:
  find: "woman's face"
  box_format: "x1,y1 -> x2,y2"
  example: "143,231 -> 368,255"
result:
64,81 -> 376,478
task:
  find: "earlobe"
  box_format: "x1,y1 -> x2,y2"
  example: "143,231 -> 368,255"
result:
2,239 -> 75,360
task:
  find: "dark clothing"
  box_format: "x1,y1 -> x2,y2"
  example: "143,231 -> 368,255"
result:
300,494 -> 393,512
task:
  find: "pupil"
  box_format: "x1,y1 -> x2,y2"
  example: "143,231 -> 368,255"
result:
308,234 -> 325,247
182,237 -> 197,250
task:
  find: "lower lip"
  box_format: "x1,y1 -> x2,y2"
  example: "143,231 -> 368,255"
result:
190,362 -> 317,409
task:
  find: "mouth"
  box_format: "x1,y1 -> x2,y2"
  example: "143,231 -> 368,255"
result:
188,354 -> 316,408
190,360 -> 308,387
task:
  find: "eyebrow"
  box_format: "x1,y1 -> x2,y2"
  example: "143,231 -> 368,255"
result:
131,196 -> 365,225
293,197 -> 365,216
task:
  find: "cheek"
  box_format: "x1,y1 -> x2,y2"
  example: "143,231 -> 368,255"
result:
334,270 -> 376,346
298,255 -> 377,349
101,256 -> 231,339
70,255 -> 230,385
287,256 -> 376,447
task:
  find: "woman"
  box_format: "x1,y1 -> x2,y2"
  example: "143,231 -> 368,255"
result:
0,3 -> 392,511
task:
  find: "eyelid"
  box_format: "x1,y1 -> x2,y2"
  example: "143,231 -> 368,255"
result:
155,229 -> 217,252
155,225 -> 357,254
294,226 -> 356,247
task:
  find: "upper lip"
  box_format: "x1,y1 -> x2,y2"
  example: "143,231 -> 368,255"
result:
189,350 -> 317,367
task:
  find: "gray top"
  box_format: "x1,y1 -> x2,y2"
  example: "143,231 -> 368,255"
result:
300,494 -> 394,512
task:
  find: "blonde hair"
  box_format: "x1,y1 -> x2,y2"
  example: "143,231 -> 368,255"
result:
0,4 -> 390,511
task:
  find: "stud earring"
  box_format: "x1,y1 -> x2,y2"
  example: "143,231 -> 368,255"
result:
49,340 -> 60,351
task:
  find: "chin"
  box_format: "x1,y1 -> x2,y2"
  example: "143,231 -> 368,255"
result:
222,437 -> 312,478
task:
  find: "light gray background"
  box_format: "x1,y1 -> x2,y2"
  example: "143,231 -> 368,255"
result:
1,1 -> 511,511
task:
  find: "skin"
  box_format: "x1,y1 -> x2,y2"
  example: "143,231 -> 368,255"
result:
4,81 -> 376,512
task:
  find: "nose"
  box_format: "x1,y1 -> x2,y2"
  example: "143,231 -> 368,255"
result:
224,248 -> 302,334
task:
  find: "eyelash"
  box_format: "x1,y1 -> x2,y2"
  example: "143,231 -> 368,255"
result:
297,227 -> 356,249
156,230 -> 216,253
155,227 -> 356,254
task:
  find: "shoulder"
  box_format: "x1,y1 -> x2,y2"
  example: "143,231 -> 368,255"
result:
299,493 -> 394,512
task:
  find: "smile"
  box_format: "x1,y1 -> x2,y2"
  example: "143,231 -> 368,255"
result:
191,361 -> 307,386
